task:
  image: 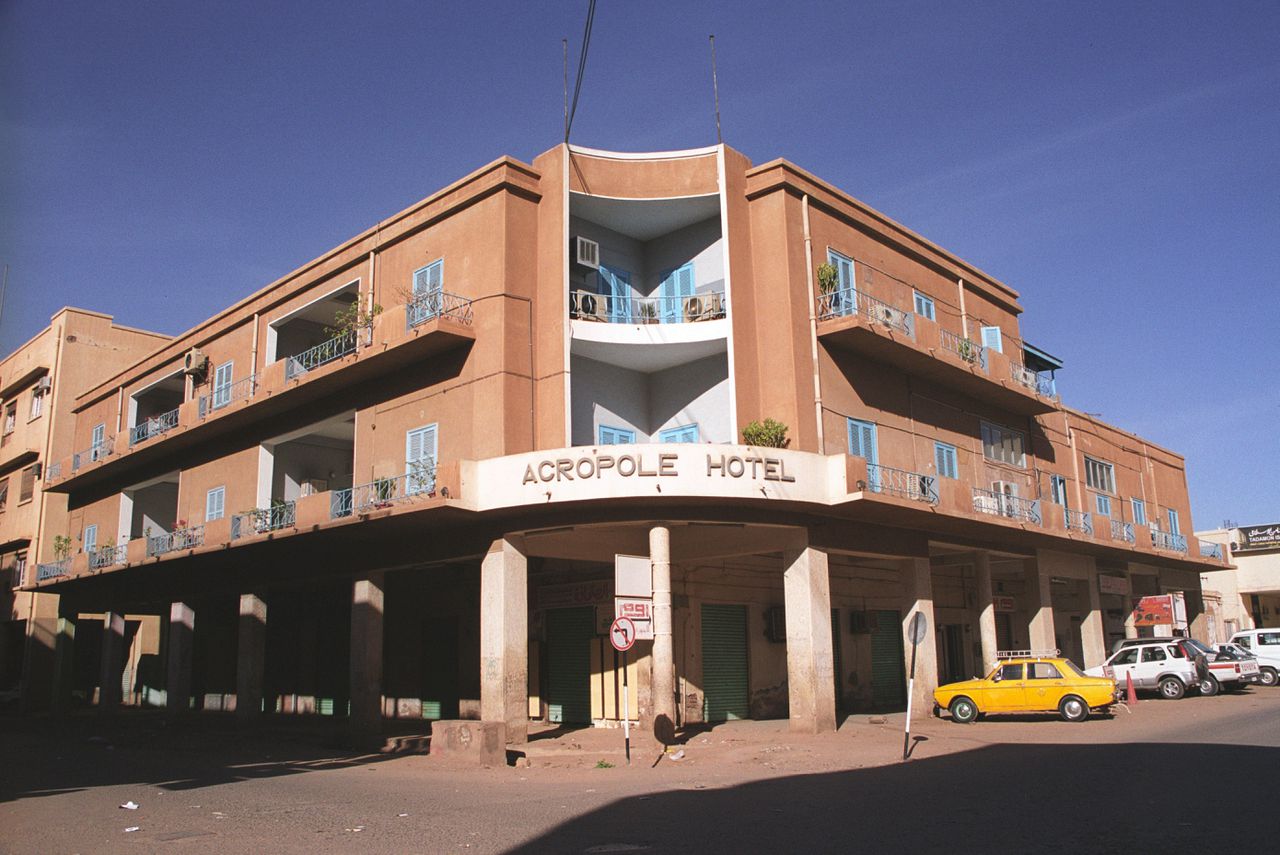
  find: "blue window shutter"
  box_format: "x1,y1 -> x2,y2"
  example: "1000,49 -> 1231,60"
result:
847,419 -> 877,464
660,425 -> 699,443
980,326 -> 1003,352
828,251 -> 854,292
206,487 -> 224,522
83,525 -> 97,554
414,260 -> 443,296
406,424 -> 438,493
934,442 -> 957,479
1167,509 -> 1180,535
599,425 -> 636,445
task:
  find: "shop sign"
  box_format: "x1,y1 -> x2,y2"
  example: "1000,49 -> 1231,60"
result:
615,597 -> 654,641
1098,574 -> 1130,596
1133,594 -> 1174,626
1238,524 -> 1280,552
994,595 -> 1016,612
536,580 -> 611,610
519,451 -> 797,486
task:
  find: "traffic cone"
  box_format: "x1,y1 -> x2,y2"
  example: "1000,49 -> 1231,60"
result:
1125,671 -> 1138,705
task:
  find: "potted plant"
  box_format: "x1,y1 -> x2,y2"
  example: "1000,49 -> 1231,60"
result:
53,535 -> 72,561
638,301 -> 658,324
816,262 -> 839,295
327,301 -> 384,344
741,418 -> 790,448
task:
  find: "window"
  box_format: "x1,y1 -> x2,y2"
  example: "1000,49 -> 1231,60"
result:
1166,644 -> 1186,659
83,525 -> 98,555
659,263 -> 695,323
597,266 -> 632,323
1167,508 -> 1180,536
0,477 -> 7,511
206,487 -> 226,522
212,361 -> 234,409
846,419 -> 878,464
598,425 -> 636,445
913,291 -> 935,321
1257,632 -> 1280,646
980,422 -> 1025,467
659,425 -> 699,443
406,424 -> 439,494
1049,474 -> 1068,506
997,663 -> 1023,681
413,259 -> 444,297
980,325 -> 1003,353
13,553 -> 26,588
826,250 -> 855,293
1141,646 -> 1167,663
1083,457 -> 1114,494
1095,493 -> 1112,517
934,442 -> 958,479
1131,498 -> 1146,526
1237,636 -> 1251,649
1111,648 -> 1138,666
29,387 -> 44,419
19,465 -> 35,503
1027,662 -> 1063,679
3,401 -> 14,433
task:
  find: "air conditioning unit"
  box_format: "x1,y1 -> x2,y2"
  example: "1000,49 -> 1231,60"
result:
35,376 -> 52,393
574,236 -> 600,270
183,348 -> 208,377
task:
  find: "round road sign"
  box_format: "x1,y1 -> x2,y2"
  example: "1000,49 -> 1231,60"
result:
610,617 -> 637,652
907,611 -> 928,645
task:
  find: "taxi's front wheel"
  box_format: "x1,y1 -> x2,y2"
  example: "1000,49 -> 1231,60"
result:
949,697 -> 978,724
1059,695 -> 1089,722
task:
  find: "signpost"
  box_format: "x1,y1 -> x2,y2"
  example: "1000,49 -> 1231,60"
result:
903,611 -> 928,762
609,617 -> 637,765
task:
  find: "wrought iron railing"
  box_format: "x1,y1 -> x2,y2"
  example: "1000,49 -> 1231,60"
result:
36,558 -> 71,581
1199,540 -> 1223,560
89,543 -> 129,571
146,525 -> 205,557
815,288 -> 915,336
330,462 -> 436,519
939,329 -> 988,370
1011,363 -> 1057,397
72,439 -> 113,471
44,460 -> 63,484
231,501 -> 296,539
1150,529 -> 1188,553
860,463 -> 938,503
407,290 -> 475,329
973,488 -> 1042,525
129,408 -> 180,446
1111,519 -> 1135,544
1064,507 -> 1093,535
569,290 -> 727,324
199,374 -> 257,418
284,331 -> 357,380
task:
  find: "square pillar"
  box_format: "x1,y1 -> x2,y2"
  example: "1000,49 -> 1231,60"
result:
166,602 -> 196,714
349,573 -> 385,738
480,537 -> 527,744
99,611 -> 126,709
1025,559 -> 1056,651
19,592 -> 61,714
236,593 -> 267,719
1081,563 -> 1108,669
782,540 -> 837,733
901,557 -> 939,719
51,602 -> 78,715
973,552 -> 998,672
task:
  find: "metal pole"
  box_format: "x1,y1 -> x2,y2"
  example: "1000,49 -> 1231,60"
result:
622,648 -> 631,765
709,35 -> 722,144
902,634 -> 918,761
562,39 -> 569,142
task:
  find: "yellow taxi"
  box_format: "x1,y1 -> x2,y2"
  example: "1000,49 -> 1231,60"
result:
933,651 -> 1119,723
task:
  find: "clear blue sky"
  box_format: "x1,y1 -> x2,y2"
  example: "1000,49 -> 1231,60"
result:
2,1 -> 1276,530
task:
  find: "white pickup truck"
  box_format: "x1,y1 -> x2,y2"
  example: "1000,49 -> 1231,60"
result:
1182,638 -> 1259,693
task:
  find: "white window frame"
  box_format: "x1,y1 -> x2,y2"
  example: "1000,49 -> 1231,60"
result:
29,388 -> 44,420
206,486 -> 226,522
1083,456 -> 1115,494
913,291 -> 936,321
980,421 -> 1026,468
1131,498 -> 1147,526
980,325 -> 1003,353
83,524 -> 98,555
406,423 -> 439,494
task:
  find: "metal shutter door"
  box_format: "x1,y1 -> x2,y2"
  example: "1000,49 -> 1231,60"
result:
547,607 -> 594,724
871,609 -> 906,710
701,604 -> 749,722
832,609 -> 843,714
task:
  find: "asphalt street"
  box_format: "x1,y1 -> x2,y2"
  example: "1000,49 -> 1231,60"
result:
1,688 -> 1276,854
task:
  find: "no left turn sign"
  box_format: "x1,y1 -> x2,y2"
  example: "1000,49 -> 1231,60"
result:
609,617 -> 637,652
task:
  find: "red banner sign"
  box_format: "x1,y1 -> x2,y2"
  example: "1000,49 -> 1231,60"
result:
1133,595 -> 1173,626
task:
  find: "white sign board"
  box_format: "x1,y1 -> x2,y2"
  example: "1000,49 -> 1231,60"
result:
615,554 -> 652,599
615,597 -> 654,640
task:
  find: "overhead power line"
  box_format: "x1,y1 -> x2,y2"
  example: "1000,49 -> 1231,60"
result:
565,0 -> 597,142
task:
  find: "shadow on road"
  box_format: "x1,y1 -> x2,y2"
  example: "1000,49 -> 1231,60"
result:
507,741 -> 1279,854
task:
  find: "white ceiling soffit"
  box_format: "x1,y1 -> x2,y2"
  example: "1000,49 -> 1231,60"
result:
570,192 -> 721,242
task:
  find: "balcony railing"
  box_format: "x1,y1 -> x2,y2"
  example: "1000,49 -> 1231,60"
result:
72,439 -> 113,471
1011,363 -> 1057,397
1150,529 -> 1188,553
199,374 -> 257,418
35,558 -> 71,581
407,290 -> 475,329
569,290 -> 726,324
1064,507 -> 1093,535
146,525 -> 205,558
330,462 -> 437,519
973,488 -> 1042,525
1111,519 -> 1136,544
815,288 -> 915,336
130,408 -> 181,446
939,329 -> 988,370
89,543 -> 129,571
231,501 -> 297,539
284,331 -> 357,381
44,460 -> 62,484
859,463 -> 938,503
1199,540 -> 1224,560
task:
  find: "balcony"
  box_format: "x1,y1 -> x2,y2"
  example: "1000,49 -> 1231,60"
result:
857,463 -> 938,504
1064,507 -> 1094,535
570,289 -> 726,324
146,524 -> 205,558
1199,540 -> 1224,560
198,375 -> 256,419
408,290 -> 475,329
72,439 -> 113,472
129,407 -> 180,446
1010,362 -> 1058,398
1151,529 -> 1188,553
1111,518 -> 1136,544
330,462 -> 437,519
972,488 -> 1042,525
35,558 -> 70,582
89,543 -> 129,571
284,331 -> 357,381
231,501 -> 297,539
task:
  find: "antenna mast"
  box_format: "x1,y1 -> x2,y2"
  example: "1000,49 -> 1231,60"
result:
709,35 -> 723,144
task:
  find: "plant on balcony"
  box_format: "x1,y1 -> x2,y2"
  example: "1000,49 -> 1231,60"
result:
957,337 -> 976,363
741,418 -> 790,448
326,301 -> 384,339
637,301 -> 657,324
53,535 -> 72,561
816,262 -> 839,295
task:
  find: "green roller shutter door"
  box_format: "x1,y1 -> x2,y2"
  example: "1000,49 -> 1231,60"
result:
701,604 -> 749,722
547,607 -> 594,724
871,609 -> 906,710
832,609 -> 843,714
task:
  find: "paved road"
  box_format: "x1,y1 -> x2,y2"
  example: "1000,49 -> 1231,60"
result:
2,688 -> 1277,854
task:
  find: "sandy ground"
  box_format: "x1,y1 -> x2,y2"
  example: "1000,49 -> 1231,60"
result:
2,688 -> 1277,854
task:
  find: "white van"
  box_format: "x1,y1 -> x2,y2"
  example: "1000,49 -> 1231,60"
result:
1228,629 -> 1280,687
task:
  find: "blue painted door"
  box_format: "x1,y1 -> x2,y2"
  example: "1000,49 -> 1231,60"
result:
598,267 -> 632,323
659,425 -> 699,443
659,263 -> 695,323
598,425 -> 636,445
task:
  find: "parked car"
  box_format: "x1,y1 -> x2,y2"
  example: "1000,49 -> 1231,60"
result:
1087,641 -> 1200,699
1206,642 -> 1262,690
934,655 -> 1118,723
1110,636 -> 1215,693
1228,630 -> 1280,687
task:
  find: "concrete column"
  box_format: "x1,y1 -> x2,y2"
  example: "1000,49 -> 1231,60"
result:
782,541 -> 837,733
901,557 -> 939,719
650,525 -> 675,743
99,611 -> 126,709
973,552 -> 998,672
19,592 -> 61,714
166,602 -> 196,714
1081,564 -> 1107,668
235,593 -> 267,719
1123,568 -> 1139,638
480,538 -> 527,743
51,603 -> 78,715
1025,559 -> 1056,651
349,574 -> 386,738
